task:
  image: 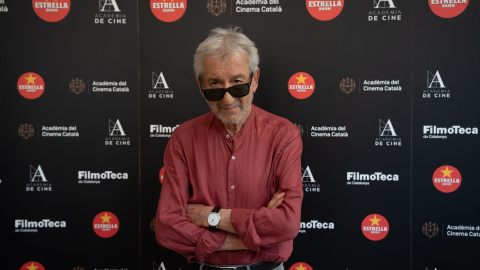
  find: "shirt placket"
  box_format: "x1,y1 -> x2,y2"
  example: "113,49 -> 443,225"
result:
225,133 -> 237,208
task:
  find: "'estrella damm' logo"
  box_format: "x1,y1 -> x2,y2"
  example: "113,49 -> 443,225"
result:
361,213 -> 389,241
33,0 -> 70,22
289,262 -> 313,270
429,0 -> 468,18
288,72 -> 315,99
93,211 -> 120,238
159,166 -> 165,184
17,72 -> 45,99
306,0 -> 344,21
432,165 -> 461,193
21,261 -> 45,270
151,0 -> 187,22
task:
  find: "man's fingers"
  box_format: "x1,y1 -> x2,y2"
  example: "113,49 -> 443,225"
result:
266,192 -> 285,209
275,192 -> 286,200
185,204 -> 210,227
270,198 -> 284,209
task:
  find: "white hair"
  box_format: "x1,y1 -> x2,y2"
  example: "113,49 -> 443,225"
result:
193,26 -> 259,79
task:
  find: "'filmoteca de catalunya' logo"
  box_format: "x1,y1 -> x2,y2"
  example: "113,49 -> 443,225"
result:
15,218 -> 67,233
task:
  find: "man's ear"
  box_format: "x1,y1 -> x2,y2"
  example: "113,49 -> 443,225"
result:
252,68 -> 260,94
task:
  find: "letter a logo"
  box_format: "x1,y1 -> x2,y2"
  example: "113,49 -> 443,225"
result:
302,166 -> 316,183
152,72 -> 170,89
374,0 -> 396,8
427,70 -> 446,88
109,119 -> 126,136
379,119 -> 397,136
153,261 -> 167,270
100,0 -> 121,12
30,165 -> 47,182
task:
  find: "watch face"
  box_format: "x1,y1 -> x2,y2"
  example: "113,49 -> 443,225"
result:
207,212 -> 220,227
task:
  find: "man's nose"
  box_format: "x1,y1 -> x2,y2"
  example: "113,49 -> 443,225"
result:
221,89 -> 236,104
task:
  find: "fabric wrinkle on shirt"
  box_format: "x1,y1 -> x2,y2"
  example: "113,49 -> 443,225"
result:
156,105 -> 303,265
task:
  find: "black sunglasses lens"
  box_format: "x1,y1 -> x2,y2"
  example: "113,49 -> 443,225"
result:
205,90 -> 225,101
203,83 -> 251,101
230,85 -> 250,97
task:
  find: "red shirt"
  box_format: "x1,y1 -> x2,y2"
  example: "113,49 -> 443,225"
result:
156,105 -> 303,265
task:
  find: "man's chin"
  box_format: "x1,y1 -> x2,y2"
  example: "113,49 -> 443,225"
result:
213,105 -> 250,126
218,115 -> 241,125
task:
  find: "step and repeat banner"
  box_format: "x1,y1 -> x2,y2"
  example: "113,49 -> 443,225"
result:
1,1 -> 478,269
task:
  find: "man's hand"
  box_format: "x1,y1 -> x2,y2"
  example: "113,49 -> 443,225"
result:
186,191 -> 285,229
186,204 -> 212,228
266,191 -> 285,209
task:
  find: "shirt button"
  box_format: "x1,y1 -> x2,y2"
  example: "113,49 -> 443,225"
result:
226,134 -> 230,138
231,185 -> 235,189
232,156 -> 236,160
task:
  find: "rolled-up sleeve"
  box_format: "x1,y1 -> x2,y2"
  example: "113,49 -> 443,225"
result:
155,134 -> 227,262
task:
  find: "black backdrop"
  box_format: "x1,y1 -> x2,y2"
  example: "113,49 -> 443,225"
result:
1,1 -> 479,269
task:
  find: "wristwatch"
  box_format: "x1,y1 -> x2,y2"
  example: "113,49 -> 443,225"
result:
207,207 -> 221,228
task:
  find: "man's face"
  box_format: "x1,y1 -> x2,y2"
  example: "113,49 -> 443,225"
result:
197,53 -> 259,126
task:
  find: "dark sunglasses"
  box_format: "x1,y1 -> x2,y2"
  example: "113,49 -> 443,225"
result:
201,76 -> 253,101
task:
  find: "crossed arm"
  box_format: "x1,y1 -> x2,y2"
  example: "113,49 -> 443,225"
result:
156,128 -> 303,261
185,191 -> 286,251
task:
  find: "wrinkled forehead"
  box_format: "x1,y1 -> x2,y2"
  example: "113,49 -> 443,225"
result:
200,52 -> 250,79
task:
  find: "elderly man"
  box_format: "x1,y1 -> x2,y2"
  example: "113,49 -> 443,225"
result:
156,27 -> 303,270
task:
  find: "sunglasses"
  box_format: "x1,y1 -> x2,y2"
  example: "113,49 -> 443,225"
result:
201,75 -> 253,101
